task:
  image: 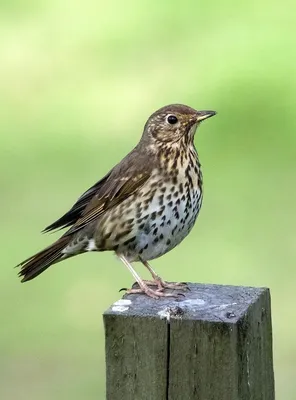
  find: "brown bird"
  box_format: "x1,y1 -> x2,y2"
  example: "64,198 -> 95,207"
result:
17,104 -> 216,299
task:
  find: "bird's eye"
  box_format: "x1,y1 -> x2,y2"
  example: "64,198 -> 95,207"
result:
167,115 -> 178,125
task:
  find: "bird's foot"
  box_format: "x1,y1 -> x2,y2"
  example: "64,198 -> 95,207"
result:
144,278 -> 189,292
120,285 -> 180,299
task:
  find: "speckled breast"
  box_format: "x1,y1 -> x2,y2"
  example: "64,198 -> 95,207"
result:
111,165 -> 203,262
93,144 -> 203,261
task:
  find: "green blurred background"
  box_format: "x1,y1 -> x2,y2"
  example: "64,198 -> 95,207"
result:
1,0 -> 295,399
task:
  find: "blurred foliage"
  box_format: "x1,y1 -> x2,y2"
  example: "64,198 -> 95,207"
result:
1,0 -> 295,399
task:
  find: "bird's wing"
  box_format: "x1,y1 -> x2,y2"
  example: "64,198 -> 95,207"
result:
65,168 -> 151,235
42,172 -> 112,233
44,146 -> 154,235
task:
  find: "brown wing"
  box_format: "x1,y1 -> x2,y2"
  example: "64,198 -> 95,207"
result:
43,146 -> 153,236
43,172 -> 112,233
65,169 -> 150,235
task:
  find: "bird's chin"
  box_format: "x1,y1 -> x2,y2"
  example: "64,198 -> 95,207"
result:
187,122 -> 198,139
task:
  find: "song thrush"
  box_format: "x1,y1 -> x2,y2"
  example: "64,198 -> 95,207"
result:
17,104 -> 216,299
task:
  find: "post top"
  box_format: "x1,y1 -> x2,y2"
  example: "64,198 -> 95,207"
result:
104,282 -> 269,324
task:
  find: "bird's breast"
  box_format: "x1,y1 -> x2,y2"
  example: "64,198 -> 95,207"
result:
118,162 -> 203,261
93,155 -> 203,262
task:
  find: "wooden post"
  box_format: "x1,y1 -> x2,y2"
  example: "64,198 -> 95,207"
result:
103,283 -> 274,400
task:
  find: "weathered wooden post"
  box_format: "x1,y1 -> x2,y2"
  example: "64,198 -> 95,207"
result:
103,283 -> 274,400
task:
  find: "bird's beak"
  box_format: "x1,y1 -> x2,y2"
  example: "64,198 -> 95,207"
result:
196,110 -> 217,122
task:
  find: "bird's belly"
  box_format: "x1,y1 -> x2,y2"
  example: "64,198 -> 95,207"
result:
124,187 -> 202,262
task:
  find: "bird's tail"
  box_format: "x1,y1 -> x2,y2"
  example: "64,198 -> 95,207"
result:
17,236 -> 70,282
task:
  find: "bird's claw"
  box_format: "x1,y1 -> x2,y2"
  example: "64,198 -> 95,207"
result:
144,279 -> 189,291
121,285 -> 180,299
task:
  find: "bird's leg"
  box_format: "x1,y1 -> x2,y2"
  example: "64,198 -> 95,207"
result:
117,254 -> 178,299
141,259 -> 188,291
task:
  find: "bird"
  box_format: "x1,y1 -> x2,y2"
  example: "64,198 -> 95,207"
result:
17,104 -> 216,299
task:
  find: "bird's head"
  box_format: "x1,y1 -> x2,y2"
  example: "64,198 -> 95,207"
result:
142,104 -> 216,145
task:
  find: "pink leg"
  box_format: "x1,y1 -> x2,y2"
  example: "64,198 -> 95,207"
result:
141,259 -> 188,291
117,254 -> 179,299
